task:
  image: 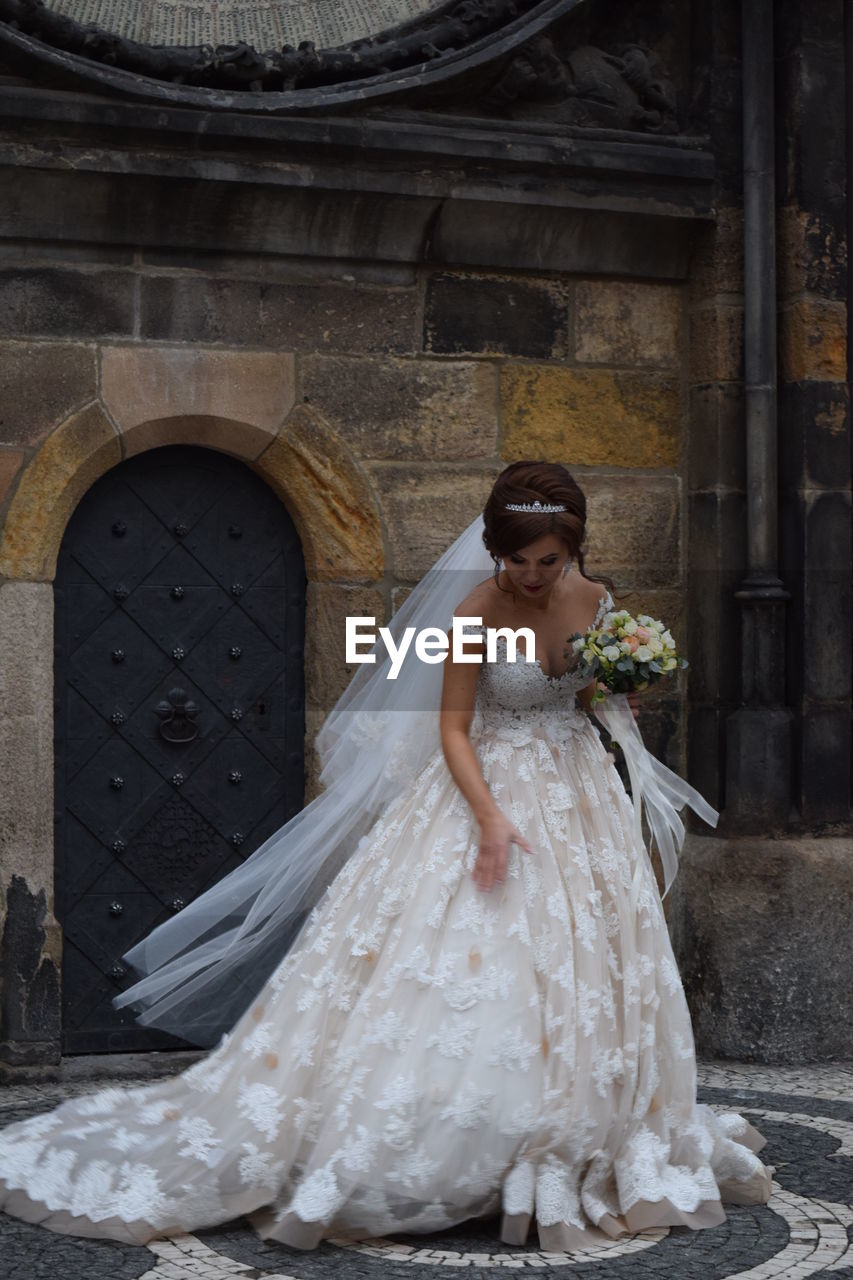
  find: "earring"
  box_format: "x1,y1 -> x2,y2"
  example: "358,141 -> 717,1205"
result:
562,559 -> 572,578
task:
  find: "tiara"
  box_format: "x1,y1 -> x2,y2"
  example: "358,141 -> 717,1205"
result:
504,499 -> 567,513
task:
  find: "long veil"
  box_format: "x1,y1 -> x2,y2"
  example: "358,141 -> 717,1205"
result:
112,514 -> 497,1046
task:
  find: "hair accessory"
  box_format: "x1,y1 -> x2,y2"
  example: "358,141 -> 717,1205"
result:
504,499 -> 567,513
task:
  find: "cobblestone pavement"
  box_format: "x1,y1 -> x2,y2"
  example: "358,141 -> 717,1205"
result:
1,1059 -> 851,1280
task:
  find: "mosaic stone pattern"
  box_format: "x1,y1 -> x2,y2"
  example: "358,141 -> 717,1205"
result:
41,0 -> 444,50
1,1061 -> 851,1279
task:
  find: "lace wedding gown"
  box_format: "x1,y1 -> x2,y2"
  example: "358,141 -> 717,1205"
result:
0,593 -> 773,1252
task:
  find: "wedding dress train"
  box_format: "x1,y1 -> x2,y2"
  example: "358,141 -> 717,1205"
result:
0,595 -> 774,1251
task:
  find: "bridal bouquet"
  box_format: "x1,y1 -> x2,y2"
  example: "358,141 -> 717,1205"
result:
566,608 -> 687,707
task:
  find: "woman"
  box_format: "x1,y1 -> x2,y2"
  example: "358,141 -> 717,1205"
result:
0,460 -> 773,1251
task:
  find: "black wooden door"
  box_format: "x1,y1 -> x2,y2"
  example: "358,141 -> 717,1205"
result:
54,446 -> 306,1053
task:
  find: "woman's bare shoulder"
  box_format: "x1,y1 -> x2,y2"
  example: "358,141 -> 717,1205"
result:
452,577 -> 501,624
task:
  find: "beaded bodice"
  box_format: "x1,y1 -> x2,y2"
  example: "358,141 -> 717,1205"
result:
469,590 -> 612,749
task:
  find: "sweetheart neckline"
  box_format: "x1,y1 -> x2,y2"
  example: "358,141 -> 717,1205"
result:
475,590 -> 611,683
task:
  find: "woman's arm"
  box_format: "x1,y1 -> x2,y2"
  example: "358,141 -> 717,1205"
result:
440,632 -> 533,892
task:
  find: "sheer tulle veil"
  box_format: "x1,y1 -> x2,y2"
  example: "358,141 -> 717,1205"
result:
112,514 -> 497,1046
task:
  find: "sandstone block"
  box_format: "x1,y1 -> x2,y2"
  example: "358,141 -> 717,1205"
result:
0,449 -> 23,511
367,465 -> 494,581
501,367 -> 681,469
689,305 -> 743,383
424,273 -> 570,359
574,281 -> 681,368
0,268 -> 135,339
0,403 -> 121,580
254,404 -> 383,582
780,299 -> 847,382
778,205 -> 846,302
0,343 -> 97,447
688,207 -> 744,300
583,475 -> 680,589
140,275 -> 417,354
300,356 -> 497,460
101,345 -> 295,459
305,582 -> 387,710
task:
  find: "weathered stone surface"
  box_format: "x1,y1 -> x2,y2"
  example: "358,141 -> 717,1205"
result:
688,206 -> 744,301
777,205 -> 847,302
366,464 -> 493,581
140,275 -> 417,354
780,298 -> 847,382
0,583 -> 55,887
0,269 -> 135,339
583,475 -> 680,590
689,304 -> 743,383
688,384 -> 746,492
300,356 -> 497,460
101,346 -> 296,458
574,281 -> 681,368
0,449 -> 23,510
0,403 -> 121,580
779,381 -> 849,489
687,491 -> 747,705
0,876 -> 61,1066
305,582 -> 387,712
254,404 -> 384,582
0,342 -> 97,447
670,834 -> 853,1062
501,367 -> 681,469
424,274 -> 569,359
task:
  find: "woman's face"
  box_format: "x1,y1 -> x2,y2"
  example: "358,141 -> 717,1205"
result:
500,533 -> 569,600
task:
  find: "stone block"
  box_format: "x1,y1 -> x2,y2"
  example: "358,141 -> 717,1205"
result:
424,274 -> 569,359
777,205 -> 847,302
305,582 -> 388,710
669,834 -> 853,1061
0,403 -> 121,580
366,464 -> 494,581
0,268 -> 135,339
800,707 -> 851,824
802,490 -> 852,701
688,384 -> 746,492
574,281 -> 681,368
689,207 -> 744,300
583,475 -> 680,590
500,367 -> 681,470
779,381 -> 849,490
254,404 -> 384,583
780,299 -> 847,382
0,876 -> 61,1066
689,305 -> 743,383
101,345 -> 295,459
0,342 -> 97,448
300,355 -> 497,460
0,449 -> 23,511
140,275 -> 417,354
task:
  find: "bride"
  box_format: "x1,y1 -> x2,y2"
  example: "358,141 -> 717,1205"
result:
0,460 -> 774,1251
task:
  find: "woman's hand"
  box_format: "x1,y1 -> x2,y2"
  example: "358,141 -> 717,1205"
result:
473,813 -> 534,892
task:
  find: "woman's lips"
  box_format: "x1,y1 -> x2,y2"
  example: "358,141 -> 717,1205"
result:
522,583 -> 543,593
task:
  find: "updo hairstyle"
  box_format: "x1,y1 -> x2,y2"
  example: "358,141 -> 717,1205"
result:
482,460 -> 614,595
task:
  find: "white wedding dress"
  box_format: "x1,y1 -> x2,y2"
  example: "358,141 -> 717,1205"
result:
0,593 -> 774,1252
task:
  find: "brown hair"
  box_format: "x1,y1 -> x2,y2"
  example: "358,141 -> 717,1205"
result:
482,460 -> 615,595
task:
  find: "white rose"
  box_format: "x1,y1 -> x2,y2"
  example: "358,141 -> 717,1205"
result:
635,644 -> 652,662
648,637 -> 663,654
603,645 -> 621,661
572,637 -> 586,653
638,614 -> 654,626
622,619 -> 638,635
662,630 -> 675,649
619,640 -> 633,655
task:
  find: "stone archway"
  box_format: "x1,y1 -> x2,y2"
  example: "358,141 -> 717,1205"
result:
0,351 -> 384,1070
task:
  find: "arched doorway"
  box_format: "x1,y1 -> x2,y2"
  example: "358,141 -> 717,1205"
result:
53,446 -> 306,1053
